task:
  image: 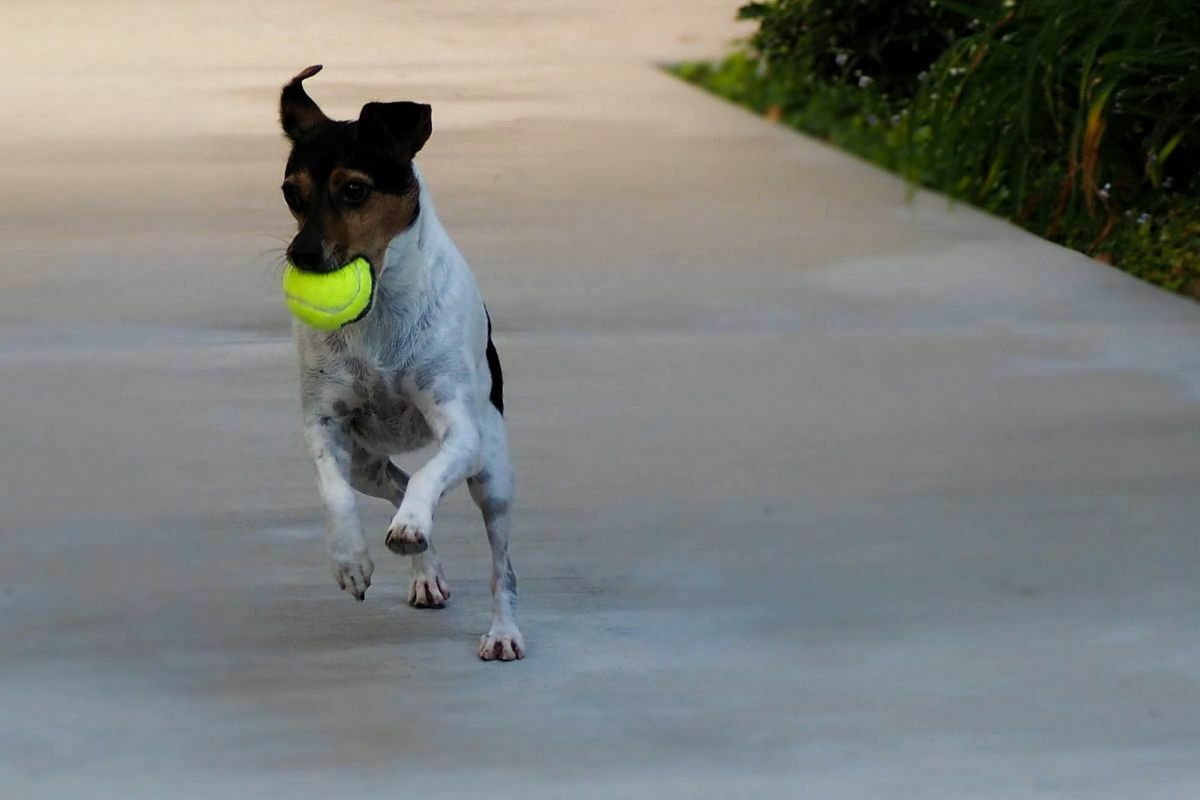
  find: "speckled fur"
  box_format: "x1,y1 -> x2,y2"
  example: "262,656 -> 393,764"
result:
287,133 -> 524,659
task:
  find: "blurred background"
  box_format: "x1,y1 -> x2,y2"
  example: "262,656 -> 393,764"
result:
1,2 -> 1198,797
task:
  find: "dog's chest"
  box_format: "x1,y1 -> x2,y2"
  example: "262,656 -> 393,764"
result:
322,356 -> 432,452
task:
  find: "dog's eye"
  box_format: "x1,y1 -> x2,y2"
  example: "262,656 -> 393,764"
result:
281,184 -> 305,214
341,182 -> 371,206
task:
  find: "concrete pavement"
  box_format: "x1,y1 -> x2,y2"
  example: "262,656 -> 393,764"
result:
1,2 -> 1198,797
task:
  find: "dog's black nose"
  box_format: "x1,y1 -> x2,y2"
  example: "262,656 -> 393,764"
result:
287,241 -> 325,271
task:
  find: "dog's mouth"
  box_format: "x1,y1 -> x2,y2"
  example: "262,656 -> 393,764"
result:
288,253 -> 353,275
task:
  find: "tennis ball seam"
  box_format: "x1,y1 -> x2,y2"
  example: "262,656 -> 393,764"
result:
282,264 -> 364,312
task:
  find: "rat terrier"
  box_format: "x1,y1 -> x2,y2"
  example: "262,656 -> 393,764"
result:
279,65 -> 523,661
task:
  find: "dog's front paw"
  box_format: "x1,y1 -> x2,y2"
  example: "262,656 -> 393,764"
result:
330,548 -> 373,601
408,565 -> 451,609
385,504 -> 431,555
479,623 -> 525,662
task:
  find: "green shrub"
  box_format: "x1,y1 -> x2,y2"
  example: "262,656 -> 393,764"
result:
671,0 -> 1200,300
912,0 -> 1200,243
739,0 -> 985,98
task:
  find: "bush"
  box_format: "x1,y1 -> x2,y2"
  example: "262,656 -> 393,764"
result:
910,1 -> 1200,238
672,0 -> 1200,300
739,0 -> 985,99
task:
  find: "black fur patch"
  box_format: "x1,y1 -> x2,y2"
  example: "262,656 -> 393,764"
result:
485,307 -> 504,415
285,122 -> 418,198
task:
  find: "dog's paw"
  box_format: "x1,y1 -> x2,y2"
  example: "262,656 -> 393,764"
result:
385,505 -> 431,555
478,623 -> 525,661
408,567 -> 451,609
330,548 -> 373,601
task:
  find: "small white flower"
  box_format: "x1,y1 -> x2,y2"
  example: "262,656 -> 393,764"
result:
858,75 -> 874,89
1137,213 -> 1151,225
1163,176 -> 1175,189
1097,184 -> 1110,200
835,52 -> 849,66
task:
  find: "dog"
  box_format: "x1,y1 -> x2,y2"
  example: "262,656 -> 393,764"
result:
278,65 -> 524,661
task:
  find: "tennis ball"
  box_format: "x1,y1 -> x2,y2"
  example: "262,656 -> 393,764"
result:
282,257 -> 374,331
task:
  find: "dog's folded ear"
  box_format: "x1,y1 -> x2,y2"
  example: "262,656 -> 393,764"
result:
281,65 -> 329,141
357,102 -> 433,162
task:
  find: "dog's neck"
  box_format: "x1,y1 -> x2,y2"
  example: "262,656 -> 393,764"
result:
339,165 -> 461,366
376,165 -> 454,298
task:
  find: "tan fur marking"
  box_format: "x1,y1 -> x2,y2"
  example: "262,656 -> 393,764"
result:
282,171 -> 313,221
322,179 -> 418,268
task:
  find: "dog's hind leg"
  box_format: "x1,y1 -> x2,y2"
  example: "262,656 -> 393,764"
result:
349,445 -> 450,608
467,405 -> 524,661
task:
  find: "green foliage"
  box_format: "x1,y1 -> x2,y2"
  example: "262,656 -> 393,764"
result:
912,0 -> 1200,236
738,0 -> 983,98
670,0 -> 1200,300
1103,196 -> 1200,299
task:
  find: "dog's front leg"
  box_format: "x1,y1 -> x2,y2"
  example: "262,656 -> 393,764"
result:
385,393 -> 480,556
305,415 -> 373,600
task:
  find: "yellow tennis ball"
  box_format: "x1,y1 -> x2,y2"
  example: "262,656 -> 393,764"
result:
282,257 -> 375,331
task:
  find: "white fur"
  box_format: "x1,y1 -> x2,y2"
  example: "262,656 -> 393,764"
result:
295,167 -> 524,660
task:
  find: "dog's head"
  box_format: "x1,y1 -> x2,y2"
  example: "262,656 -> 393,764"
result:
279,65 -> 432,273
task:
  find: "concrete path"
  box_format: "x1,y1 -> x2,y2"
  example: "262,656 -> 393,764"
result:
2,2 -> 1198,797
